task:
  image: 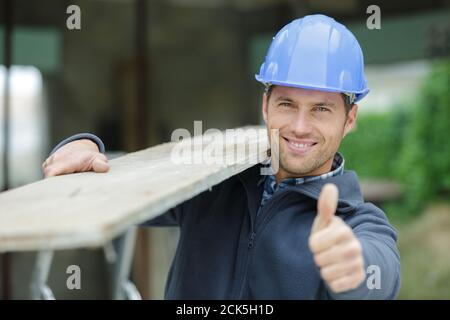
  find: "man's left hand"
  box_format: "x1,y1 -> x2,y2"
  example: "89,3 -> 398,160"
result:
308,183 -> 366,293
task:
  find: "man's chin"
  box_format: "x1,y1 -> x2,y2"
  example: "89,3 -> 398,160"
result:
282,166 -> 315,177
279,158 -> 317,177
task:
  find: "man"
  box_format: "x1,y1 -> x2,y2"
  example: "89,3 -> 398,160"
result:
42,15 -> 400,299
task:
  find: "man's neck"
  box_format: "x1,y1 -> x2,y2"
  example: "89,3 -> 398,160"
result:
274,157 -> 334,183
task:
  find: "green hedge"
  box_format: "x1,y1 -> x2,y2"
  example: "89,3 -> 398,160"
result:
339,59 -> 450,215
396,59 -> 450,211
339,108 -> 409,179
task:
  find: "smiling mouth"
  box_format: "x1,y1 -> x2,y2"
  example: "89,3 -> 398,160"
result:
283,137 -> 318,153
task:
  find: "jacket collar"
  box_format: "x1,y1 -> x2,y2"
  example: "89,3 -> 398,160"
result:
288,171 -> 365,213
238,163 -> 364,215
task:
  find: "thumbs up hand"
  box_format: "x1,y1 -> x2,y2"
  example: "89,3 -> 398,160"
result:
309,184 -> 366,293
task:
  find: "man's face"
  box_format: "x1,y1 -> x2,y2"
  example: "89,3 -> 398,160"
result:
262,86 -> 358,180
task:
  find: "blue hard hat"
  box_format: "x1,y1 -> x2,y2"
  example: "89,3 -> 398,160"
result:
255,14 -> 369,103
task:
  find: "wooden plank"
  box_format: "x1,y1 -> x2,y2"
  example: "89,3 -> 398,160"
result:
0,126 -> 269,252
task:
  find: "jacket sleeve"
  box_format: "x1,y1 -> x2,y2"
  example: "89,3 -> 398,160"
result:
50,133 -> 105,155
328,203 -> 401,300
139,203 -> 184,227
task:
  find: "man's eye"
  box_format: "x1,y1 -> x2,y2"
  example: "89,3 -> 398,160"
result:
314,106 -> 329,112
279,102 -> 291,108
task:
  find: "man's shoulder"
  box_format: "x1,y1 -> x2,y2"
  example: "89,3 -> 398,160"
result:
190,166 -> 251,201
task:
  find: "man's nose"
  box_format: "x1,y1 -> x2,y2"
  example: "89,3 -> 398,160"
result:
291,110 -> 313,135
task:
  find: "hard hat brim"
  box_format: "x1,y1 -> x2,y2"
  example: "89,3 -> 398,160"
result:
255,75 -> 369,103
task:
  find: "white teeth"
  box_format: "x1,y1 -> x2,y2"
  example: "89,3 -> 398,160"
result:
289,141 -> 312,148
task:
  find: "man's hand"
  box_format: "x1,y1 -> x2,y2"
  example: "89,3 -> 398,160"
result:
42,139 -> 109,178
309,183 -> 365,293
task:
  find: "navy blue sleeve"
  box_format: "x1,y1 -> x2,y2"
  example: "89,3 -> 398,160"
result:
50,133 -> 105,155
139,203 -> 184,227
328,203 -> 401,300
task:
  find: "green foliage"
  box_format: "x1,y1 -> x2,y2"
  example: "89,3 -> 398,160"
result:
339,59 -> 450,217
339,108 -> 409,179
396,59 -> 450,212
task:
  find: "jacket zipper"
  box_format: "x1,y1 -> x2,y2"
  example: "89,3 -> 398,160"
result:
248,231 -> 256,249
237,190 -> 291,298
235,182 -> 358,298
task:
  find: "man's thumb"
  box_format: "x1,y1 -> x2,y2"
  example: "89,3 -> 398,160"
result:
312,183 -> 339,232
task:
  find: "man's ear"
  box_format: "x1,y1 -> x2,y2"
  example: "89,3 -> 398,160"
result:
262,93 -> 269,124
343,104 -> 358,138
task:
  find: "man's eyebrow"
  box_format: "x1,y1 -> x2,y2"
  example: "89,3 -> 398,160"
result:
310,101 -> 337,108
274,96 -> 295,102
273,96 -> 337,107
